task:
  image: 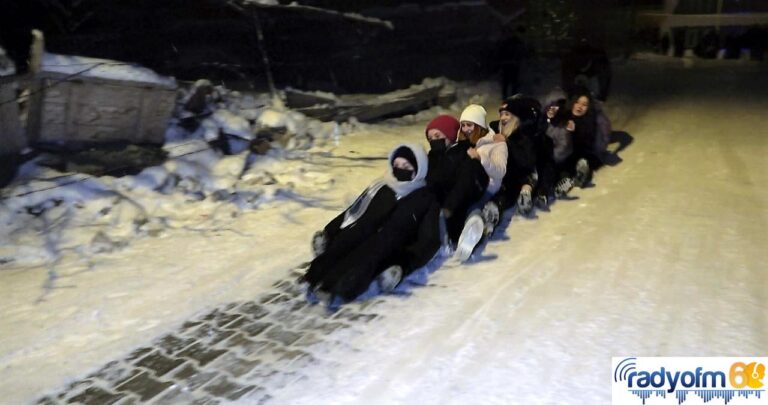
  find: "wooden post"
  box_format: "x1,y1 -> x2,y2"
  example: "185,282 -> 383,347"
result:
0,48 -> 26,155
662,0 -> 681,56
251,10 -> 278,101
716,0 -> 724,31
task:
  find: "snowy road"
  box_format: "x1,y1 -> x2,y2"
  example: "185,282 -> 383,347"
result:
273,57 -> 768,404
1,55 -> 767,404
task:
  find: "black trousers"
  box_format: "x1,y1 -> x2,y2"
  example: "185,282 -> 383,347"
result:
443,159 -> 489,243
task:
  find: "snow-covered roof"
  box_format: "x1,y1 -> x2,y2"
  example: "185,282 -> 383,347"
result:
40,53 -> 176,88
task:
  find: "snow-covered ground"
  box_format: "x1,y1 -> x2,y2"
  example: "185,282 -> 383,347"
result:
1,55 -> 767,404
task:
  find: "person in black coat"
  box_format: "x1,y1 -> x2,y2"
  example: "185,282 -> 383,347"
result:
486,96 -> 542,221
423,114 -> 489,246
424,114 -> 463,205
570,91 -> 601,172
303,143 -> 440,304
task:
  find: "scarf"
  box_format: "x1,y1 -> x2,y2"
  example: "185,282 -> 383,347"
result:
340,143 -> 428,229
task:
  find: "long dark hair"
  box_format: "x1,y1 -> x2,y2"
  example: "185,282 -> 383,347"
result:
551,87 -> 596,132
569,89 -> 596,135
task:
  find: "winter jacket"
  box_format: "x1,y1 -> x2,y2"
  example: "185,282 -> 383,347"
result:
317,185 -> 397,274
487,119 -> 539,209
474,133 -> 507,196
427,139 -> 489,243
489,120 -> 538,185
571,113 -> 597,159
546,124 -> 574,164
305,143 -> 440,301
543,87 -> 610,162
545,98 -> 580,163
426,139 -> 471,205
593,101 -> 612,156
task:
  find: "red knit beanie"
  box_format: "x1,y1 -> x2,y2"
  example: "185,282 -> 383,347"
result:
425,115 -> 459,144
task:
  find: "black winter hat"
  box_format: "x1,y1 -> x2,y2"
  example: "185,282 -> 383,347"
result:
499,96 -> 541,126
391,146 -> 418,172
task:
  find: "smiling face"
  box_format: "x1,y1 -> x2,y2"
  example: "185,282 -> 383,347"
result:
499,111 -> 514,126
498,111 -> 520,137
572,96 -> 590,117
460,121 -> 476,136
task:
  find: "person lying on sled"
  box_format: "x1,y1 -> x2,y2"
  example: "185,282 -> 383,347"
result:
301,143 -> 440,305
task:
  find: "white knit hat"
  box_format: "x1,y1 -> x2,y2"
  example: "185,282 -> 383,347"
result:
459,104 -> 487,129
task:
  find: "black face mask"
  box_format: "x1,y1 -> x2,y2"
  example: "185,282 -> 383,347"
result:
429,139 -> 447,152
393,167 -> 415,182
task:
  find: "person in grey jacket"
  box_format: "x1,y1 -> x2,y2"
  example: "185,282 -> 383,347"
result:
541,86 -> 601,198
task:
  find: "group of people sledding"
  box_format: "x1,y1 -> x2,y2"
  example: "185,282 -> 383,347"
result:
299,84 -> 612,309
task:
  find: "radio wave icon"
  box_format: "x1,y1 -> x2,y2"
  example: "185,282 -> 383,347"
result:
614,358 -> 637,383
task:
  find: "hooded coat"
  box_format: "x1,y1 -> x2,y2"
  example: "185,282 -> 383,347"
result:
488,96 -> 541,208
305,143 -> 440,301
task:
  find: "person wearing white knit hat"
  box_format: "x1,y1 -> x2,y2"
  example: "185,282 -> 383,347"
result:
448,104 -> 508,262
458,104 -> 489,146
459,103 -> 506,199
459,104 -> 488,129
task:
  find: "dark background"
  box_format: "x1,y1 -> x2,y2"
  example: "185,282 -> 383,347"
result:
0,0 -> 638,92
1,0 -> 765,93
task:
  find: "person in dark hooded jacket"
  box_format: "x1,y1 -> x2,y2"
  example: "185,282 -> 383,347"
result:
486,96 -> 541,221
423,113 -> 490,253
303,143 -> 440,304
424,114 -> 465,205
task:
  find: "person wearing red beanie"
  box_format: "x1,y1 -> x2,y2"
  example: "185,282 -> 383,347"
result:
425,114 -> 459,147
424,114 -> 489,260
425,115 -> 465,202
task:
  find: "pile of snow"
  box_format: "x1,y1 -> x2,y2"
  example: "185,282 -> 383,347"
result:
0,74 -> 482,268
168,80 -> 350,152
0,81 -> 371,268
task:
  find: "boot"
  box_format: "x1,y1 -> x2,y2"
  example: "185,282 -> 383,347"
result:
481,200 -> 500,237
535,194 -> 550,211
574,158 -> 591,187
454,213 -> 484,262
311,230 -> 327,257
517,188 -> 533,216
555,177 -> 574,198
377,265 -> 403,292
